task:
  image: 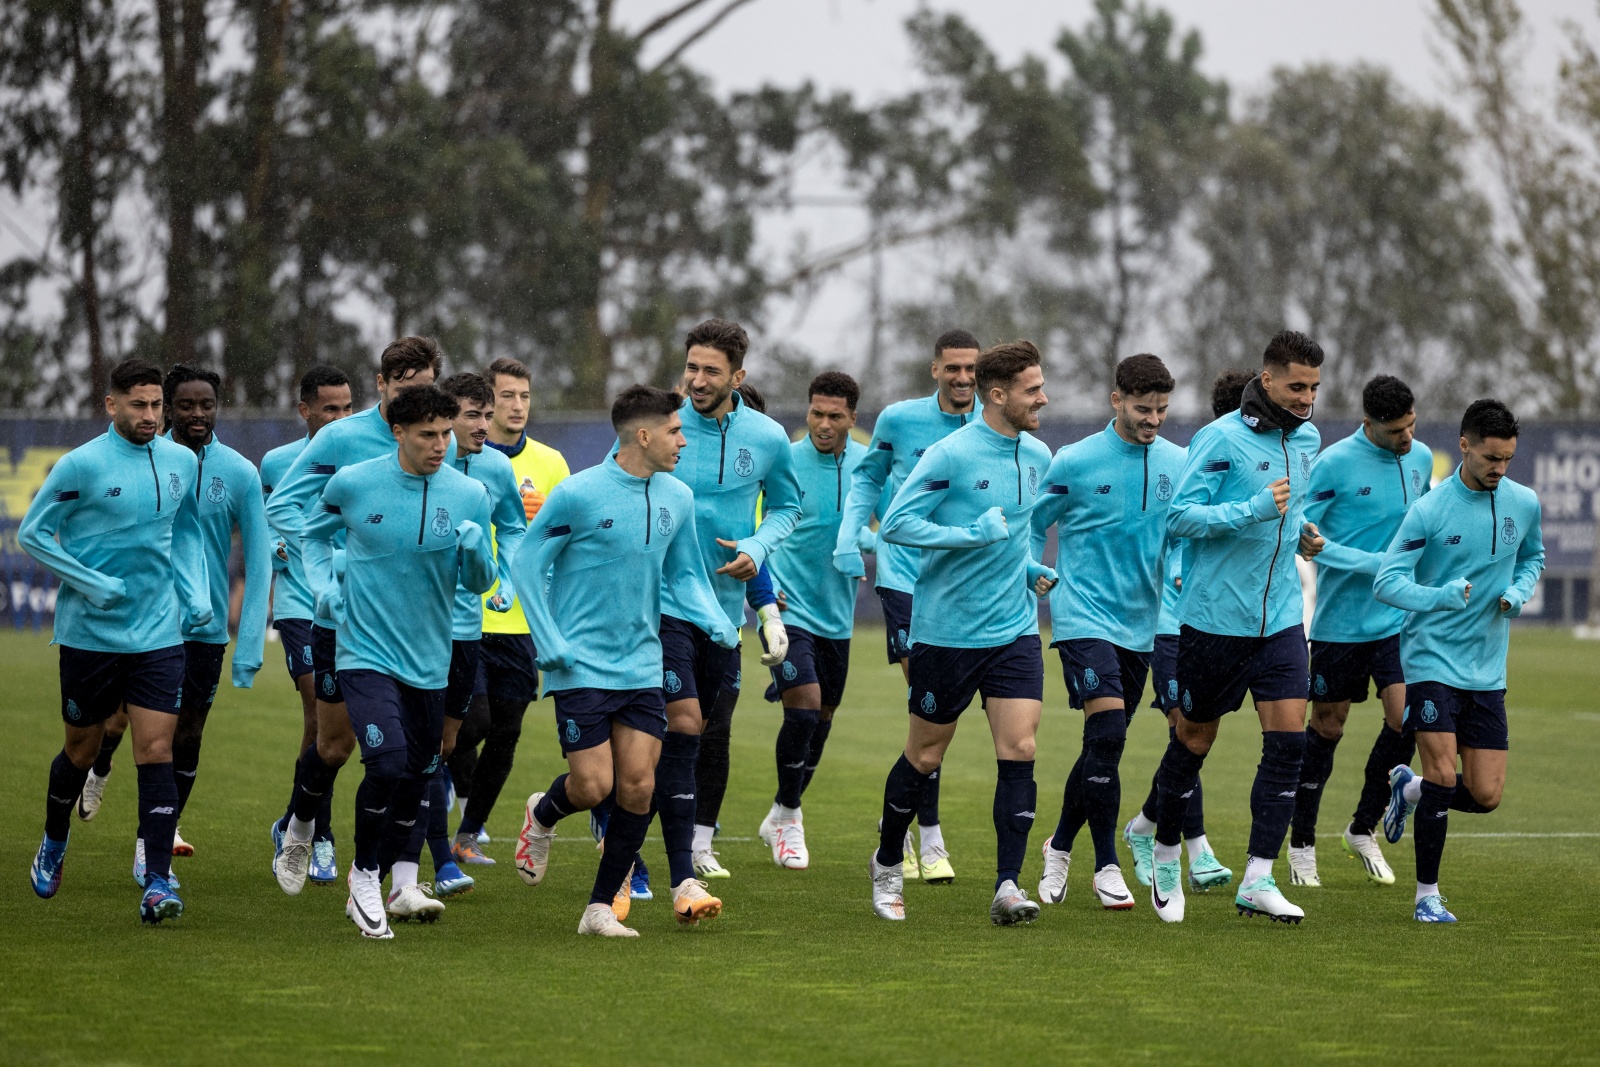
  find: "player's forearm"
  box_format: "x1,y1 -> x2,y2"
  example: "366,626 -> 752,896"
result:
301,537 -> 340,606
880,512 -> 992,549
1373,569 -> 1458,613
1167,492 -> 1276,539
171,505 -> 212,619
458,536 -> 498,595
740,502 -> 801,569
835,465 -> 887,556
234,516 -> 275,669
1314,539 -> 1384,576
18,525 -> 118,602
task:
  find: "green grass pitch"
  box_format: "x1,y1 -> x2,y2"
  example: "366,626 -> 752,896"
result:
1,626 -> 1596,1065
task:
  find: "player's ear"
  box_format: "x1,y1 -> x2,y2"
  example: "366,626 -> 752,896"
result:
103,393 -> 116,418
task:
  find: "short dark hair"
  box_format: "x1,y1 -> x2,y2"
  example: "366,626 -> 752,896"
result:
736,382 -> 768,414
1115,354 -> 1174,396
611,384 -> 681,433
109,358 -> 163,394
1211,369 -> 1253,418
485,356 -> 530,384
808,370 -> 860,411
685,318 -> 749,371
975,340 -> 1041,395
1460,399 -> 1520,442
162,363 -> 222,411
1363,375 -> 1415,424
379,336 -> 443,382
299,364 -> 349,404
438,372 -> 494,410
385,384 -> 459,428
1263,330 -> 1324,369
934,329 -> 980,360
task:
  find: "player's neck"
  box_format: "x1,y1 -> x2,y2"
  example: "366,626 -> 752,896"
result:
487,422 -> 522,447
614,447 -> 655,480
1111,420 -> 1145,447
937,391 -> 973,415
1459,466 -> 1492,493
809,435 -> 846,457
981,405 -> 1018,439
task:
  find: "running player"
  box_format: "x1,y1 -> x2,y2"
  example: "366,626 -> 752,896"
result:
1123,369 -> 1250,891
868,340 -> 1056,925
1030,354 -> 1184,912
511,385 -> 739,934
259,365 -> 353,883
1375,399 -> 1542,923
1288,374 -> 1434,888
835,329 -> 980,883
23,358 -> 211,924
754,371 -> 866,870
266,337 -> 442,889
1149,330 -> 1325,925
286,384 -> 495,937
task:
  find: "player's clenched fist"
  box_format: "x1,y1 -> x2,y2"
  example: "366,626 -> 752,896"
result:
520,479 -> 546,521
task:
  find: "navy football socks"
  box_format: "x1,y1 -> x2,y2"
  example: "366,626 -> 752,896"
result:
1353,723 -> 1415,835
533,774 -> 574,828
1247,730 -> 1306,860
918,767 -> 942,829
591,805 -> 651,907
1414,778 -> 1453,885
656,731 -> 700,887
993,759 -> 1036,889
1050,755 -> 1086,853
1290,727 -> 1340,848
137,762 -> 179,882
774,706 -> 819,809
45,750 -> 89,842
801,719 -> 833,795
92,731 -> 122,777
876,754 -> 931,869
1154,737 -> 1207,847
1080,711 -> 1127,870
352,774 -> 400,871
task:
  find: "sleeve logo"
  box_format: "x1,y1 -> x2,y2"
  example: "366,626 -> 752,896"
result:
1500,517 -> 1517,544
1155,474 -> 1173,501
431,507 -> 452,537
733,447 -> 755,478
1201,459 -> 1230,474
206,476 -> 226,503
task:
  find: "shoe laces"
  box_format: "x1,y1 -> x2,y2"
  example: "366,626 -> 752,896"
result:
1155,861 -> 1181,895
922,842 -> 949,862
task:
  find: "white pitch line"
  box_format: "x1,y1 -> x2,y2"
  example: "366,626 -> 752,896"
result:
551,835 -> 756,844
1452,832 -> 1600,838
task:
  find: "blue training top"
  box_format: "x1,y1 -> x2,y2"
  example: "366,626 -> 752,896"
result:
450,446 -> 527,641
767,435 -> 869,641
261,436 -> 314,622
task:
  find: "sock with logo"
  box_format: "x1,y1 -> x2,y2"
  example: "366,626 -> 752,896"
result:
1352,724 -> 1414,834
352,773 -> 401,871
377,777 -> 428,876
1154,737 -> 1207,847
1049,755 -> 1086,855
92,731 -> 123,777
590,805 -> 651,907
172,738 -> 202,817
774,706 -> 819,809
875,755 -> 931,869
1289,727 -> 1340,848
993,759 -> 1037,889
45,750 -> 90,842
1449,773 -> 1495,814
291,747 -> 339,824
1184,774 -> 1207,839
917,767 -> 942,829
1242,854 -> 1273,886
533,774 -> 574,829
655,731 -> 700,887
1081,710 -> 1127,871
1414,779 -> 1452,885
801,718 -> 833,795
1247,730 -> 1307,860
137,762 -> 179,882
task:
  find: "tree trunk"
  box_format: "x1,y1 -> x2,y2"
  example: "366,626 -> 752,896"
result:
573,0 -> 617,407
157,0 -> 203,368
69,10 -> 107,404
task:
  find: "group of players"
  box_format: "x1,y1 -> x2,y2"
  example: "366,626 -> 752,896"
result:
22,318 -> 1543,938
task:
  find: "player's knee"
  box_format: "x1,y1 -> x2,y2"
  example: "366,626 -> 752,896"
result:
782,706 -> 820,727
1308,705 -> 1345,739
1264,728 -> 1307,768
566,767 -> 613,810
1470,781 -> 1502,811
615,770 -> 653,811
819,706 -> 837,723
364,746 -> 408,780
1175,720 -> 1214,756
998,736 -> 1037,763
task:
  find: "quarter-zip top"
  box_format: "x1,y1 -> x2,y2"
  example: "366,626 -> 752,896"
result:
148,445 -> 163,512
766,436 -> 869,642
418,475 -> 430,545
1257,432 -> 1292,636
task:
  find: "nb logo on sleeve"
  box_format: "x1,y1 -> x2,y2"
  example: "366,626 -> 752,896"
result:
595,518 -> 614,529
104,487 -> 122,497
972,479 -> 990,490
1357,486 -> 1372,496
364,514 -> 384,524
1093,485 -> 1111,495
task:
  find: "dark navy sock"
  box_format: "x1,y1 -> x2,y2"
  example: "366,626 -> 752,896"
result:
774,707 -> 819,809
1050,754 -> 1086,853
1414,778 -> 1452,885
587,792 -> 616,841
1352,724 -> 1415,835
1155,737 -> 1207,847
315,787 -> 334,842
378,777 -> 428,875
172,738 -> 202,817
801,719 -> 833,795
1183,774 -> 1206,839
590,805 -> 651,906
291,747 -> 339,825
353,774 -> 401,871
876,754 -> 931,868
1289,727 -> 1340,848
655,732 -> 700,887
1140,768 -> 1160,824
917,766 -> 942,827
45,750 -> 89,842
426,775 -> 453,870
533,773 -> 574,828
92,731 -> 123,777
1081,710 -> 1127,870
695,690 -> 736,827
1449,773 -> 1495,814
993,759 -> 1036,889
460,697 -> 527,836
1247,730 -> 1307,860
137,762 -> 179,881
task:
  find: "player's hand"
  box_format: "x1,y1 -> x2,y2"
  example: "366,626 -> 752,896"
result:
521,485 -> 546,521
833,548 -> 866,578
1442,578 -> 1471,609
775,589 -> 789,612
488,593 -> 513,613
187,598 -> 214,629
1174,576 -> 1183,592
710,620 -> 740,650
714,539 -> 758,581
1498,589 -> 1522,617
315,588 -> 346,627
858,527 -> 878,554
87,576 -> 127,611
231,661 -> 260,689
1027,561 -> 1058,597
1298,521 -> 1325,560
275,540 -> 289,562
975,507 -> 1009,544
1499,597 -> 1511,614
757,603 -> 788,667
456,519 -> 484,555
1269,477 -> 1290,515
537,644 -> 576,672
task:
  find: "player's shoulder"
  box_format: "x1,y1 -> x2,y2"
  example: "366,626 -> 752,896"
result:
653,470 -> 696,507
1019,430 -> 1053,465
1151,435 -> 1186,465
1187,413 -> 1238,454
261,437 -> 306,470
152,434 -> 198,469
475,444 -> 517,477
875,395 -> 927,429
737,405 -> 790,447
1497,475 -> 1540,511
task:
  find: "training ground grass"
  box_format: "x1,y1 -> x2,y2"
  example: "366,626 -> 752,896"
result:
0,626 -> 1597,1066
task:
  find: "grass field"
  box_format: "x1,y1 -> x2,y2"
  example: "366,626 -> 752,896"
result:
1,626 -> 1597,1065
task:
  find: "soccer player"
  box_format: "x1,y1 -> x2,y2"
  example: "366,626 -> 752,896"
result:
259,365 -> 353,883
511,385 -> 739,934
654,319 -> 802,885
868,340 -> 1056,925
835,329 -> 980,883
447,356 -> 569,863
1375,399 -> 1543,923
1122,369 -> 1251,891
150,364 -> 273,872
23,358 -> 211,924
1030,354 -> 1186,911
266,337 -> 442,892
291,384 -> 495,938
1149,330 -> 1326,925
753,371 -> 866,870
1287,374 -> 1434,888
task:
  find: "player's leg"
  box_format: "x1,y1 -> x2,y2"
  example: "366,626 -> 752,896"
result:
582,722 -> 660,937
458,633 -> 536,851
1288,697 -> 1347,888
126,695 -> 185,922
692,639 -> 739,877
879,587 -> 944,875
271,620 -> 335,878
169,640 -> 226,857
1412,720 -> 1460,922
78,706 -> 126,821
278,625 -> 354,880
978,635 -> 1046,924
411,644 -> 479,897
1345,638 -> 1411,884
656,617 -> 708,892
761,627 -> 822,869
34,647 -> 120,900
446,694 -> 489,825
380,682 -> 450,923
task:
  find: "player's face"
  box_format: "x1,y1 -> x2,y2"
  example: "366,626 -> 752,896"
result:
990,365 -> 1048,432
933,348 -> 978,411
806,394 -> 856,454
641,413 -> 686,473
106,384 -> 163,446
375,366 -> 436,407
681,346 -> 743,417
490,374 -> 530,438
1111,390 -> 1169,445
1366,410 -> 1416,455
453,401 -> 491,455
1260,361 -> 1320,419
300,384 -> 353,436
393,415 -> 452,476
1460,434 -> 1516,492
170,379 -> 218,449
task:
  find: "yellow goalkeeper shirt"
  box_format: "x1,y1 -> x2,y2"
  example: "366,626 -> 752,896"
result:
482,431 -> 571,635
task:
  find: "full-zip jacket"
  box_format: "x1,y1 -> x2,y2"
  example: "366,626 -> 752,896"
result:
767,436 -> 868,641
261,436 -> 315,622
450,446 -> 527,641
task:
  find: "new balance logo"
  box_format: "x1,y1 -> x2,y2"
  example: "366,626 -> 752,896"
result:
1093,485 -> 1111,495
1257,461 -> 1272,471
920,479 -> 950,492
104,487 -> 122,497
150,806 -> 175,815
1201,459 -> 1230,473
541,524 -> 572,539
1312,489 -> 1335,501
1044,484 -> 1069,495
784,760 -> 807,769
1277,790 -> 1296,798
973,479 -> 990,490
1357,486 -> 1373,496
1015,811 -> 1036,819
364,514 -> 384,524
309,463 -> 336,475
1087,776 -> 1111,784
595,518 -> 614,529
670,793 -> 695,800
1445,534 -> 1462,545
912,448 -> 926,457
889,803 -> 911,813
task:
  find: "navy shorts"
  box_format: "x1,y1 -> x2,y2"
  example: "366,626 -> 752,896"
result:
1055,639 -> 1150,712
311,623 -> 343,704
181,640 -> 228,718
478,632 -> 539,705
765,627 -> 851,707
275,618 -> 315,681
1309,636 -> 1403,704
59,644 -> 185,726
1403,681 -> 1509,751
909,634 -> 1045,725
660,614 -> 737,713
877,587 -> 914,663
446,640 -> 482,721
551,688 -> 667,755
1150,633 -> 1179,712
1176,624 -> 1309,723
341,669 -> 446,777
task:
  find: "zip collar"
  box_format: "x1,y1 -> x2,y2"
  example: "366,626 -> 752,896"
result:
681,389 -> 744,431
1351,424 -> 1406,462
1239,377 -> 1312,437
970,416 -> 1021,450
1445,466 -> 1496,500
926,390 -> 975,425
603,454 -> 653,488
1100,419 -> 1150,457
106,424 -> 160,456
386,451 -> 438,488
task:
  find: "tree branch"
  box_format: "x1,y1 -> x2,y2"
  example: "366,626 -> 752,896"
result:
634,0 -> 717,43
768,218 -> 960,293
650,0 -> 758,71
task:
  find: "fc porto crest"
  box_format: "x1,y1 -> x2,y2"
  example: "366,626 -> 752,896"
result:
321,674 -> 336,697
1027,465 -> 1038,496
66,699 -> 82,721
1166,679 -> 1178,704
1299,452 -> 1311,480
365,723 -> 385,748
1501,516 -> 1517,545
168,472 -> 182,499
431,507 -> 452,537
657,506 -> 674,538
919,691 -> 937,716
733,447 -> 755,478
781,660 -> 797,682
206,476 -> 226,504
1412,468 -> 1423,494
1313,674 -> 1327,697
1420,700 -> 1439,725
1156,473 -> 1173,501
564,719 -> 581,744
1082,667 -> 1100,692
664,669 -> 682,695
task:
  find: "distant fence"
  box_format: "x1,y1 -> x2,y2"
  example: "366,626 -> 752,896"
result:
3,413 -> 1595,629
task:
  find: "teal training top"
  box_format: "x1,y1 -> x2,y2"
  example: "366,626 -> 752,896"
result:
450,446 -> 526,641
767,436 -> 868,641
260,436 -> 313,622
